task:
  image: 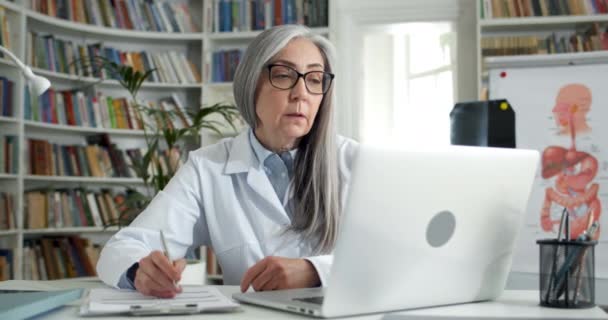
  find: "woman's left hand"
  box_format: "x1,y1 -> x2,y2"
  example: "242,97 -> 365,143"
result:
240,256 -> 320,292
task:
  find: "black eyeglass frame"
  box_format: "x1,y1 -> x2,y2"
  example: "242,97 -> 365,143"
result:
266,64 -> 335,95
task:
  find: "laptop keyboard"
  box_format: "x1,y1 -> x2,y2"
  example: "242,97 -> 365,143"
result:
293,296 -> 324,305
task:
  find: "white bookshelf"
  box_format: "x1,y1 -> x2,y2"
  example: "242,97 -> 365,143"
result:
484,50 -> 608,68
0,115 -> 18,124
476,2 -> 608,95
0,230 -> 18,236
24,9 -> 204,41
0,0 -> 331,283
479,14 -> 608,31
31,67 -> 203,89
23,175 -> 145,184
0,0 -> 206,281
22,226 -> 119,235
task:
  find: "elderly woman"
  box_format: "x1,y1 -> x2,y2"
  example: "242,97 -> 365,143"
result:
96,24 -> 358,298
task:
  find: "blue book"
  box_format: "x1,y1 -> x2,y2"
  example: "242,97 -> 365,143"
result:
23,86 -> 31,120
0,289 -> 83,319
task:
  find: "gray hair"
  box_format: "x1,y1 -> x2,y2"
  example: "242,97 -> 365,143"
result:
233,25 -> 340,254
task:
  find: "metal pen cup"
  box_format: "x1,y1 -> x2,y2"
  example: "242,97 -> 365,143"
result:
537,239 -> 597,308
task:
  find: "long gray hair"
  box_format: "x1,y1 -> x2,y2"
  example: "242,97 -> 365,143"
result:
233,25 -> 340,254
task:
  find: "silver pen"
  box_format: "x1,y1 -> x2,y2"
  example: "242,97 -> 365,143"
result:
160,230 -> 178,289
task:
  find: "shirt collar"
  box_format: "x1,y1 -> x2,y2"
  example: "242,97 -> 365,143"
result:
248,129 -> 298,166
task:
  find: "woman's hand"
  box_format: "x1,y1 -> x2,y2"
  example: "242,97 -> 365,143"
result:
134,251 -> 187,298
240,256 -> 320,292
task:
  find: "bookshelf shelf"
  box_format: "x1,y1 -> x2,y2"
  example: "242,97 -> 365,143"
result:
0,116 -> 18,124
24,175 -> 145,185
204,82 -> 233,90
206,274 -> 223,281
208,27 -> 329,41
480,14 -> 608,31
484,51 -> 608,68
31,68 -> 201,89
24,120 -> 148,136
0,230 -> 18,236
0,0 -> 20,12
23,227 -> 120,235
24,9 -> 203,42
0,57 -> 17,68
0,173 -> 17,179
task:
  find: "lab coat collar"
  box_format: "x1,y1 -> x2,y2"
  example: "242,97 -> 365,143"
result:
224,129 -> 291,225
224,129 -> 257,174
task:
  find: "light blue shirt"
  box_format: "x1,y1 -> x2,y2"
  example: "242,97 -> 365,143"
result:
118,130 -> 297,289
248,130 -> 297,211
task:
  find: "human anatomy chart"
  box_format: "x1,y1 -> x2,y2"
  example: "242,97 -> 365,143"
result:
489,64 -> 607,277
540,84 -> 601,240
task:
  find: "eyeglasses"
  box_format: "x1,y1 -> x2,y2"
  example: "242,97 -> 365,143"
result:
266,64 -> 334,95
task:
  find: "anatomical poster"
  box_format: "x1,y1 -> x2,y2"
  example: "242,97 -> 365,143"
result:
489,64 -> 608,278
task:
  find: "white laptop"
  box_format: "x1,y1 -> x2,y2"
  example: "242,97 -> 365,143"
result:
233,145 -> 539,318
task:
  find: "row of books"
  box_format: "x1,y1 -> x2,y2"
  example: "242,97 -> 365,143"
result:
0,135 -> 18,174
25,88 -> 193,131
28,135 -> 183,179
0,248 -> 12,280
211,49 -> 243,82
482,29 -> 608,56
27,32 -> 201,84
481,0 -> 608,19
28,138 -> 135,178
204,0 -> 329,33
30,0 -> 200,33
24,187 -> 127,229
22,236 -> 101,280
0,77 -> 14,117
0,192 -> 15,230
0,7 -> 12,58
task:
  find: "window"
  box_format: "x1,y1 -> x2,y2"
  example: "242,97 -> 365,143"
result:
361,22 -> 456,148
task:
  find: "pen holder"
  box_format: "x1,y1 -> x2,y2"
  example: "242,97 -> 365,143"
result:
537,239 -> 597,308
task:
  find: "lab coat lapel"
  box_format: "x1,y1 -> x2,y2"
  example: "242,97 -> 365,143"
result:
224,130 -> 290,225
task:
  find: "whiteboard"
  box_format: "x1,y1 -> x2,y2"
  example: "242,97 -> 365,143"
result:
489,64 -> 608,278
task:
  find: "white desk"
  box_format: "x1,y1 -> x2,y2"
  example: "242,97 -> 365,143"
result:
0,279 -> 606,319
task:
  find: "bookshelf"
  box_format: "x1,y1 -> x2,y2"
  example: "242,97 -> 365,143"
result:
0,0 -> 330,283
476,0 -> 608,95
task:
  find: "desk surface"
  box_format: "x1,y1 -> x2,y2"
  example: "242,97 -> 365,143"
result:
0,279 -> 606,319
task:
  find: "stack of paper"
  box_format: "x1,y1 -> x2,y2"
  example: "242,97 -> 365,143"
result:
80,286 -> 240,316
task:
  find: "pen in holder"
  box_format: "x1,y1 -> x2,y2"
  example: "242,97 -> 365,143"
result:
537,238 -> 597,308
538,207 -> 599,308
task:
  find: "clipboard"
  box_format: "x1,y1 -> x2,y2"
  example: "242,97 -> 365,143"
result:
79,286 -> 240,316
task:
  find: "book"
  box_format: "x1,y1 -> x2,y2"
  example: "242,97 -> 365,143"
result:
0,289 -> 83,319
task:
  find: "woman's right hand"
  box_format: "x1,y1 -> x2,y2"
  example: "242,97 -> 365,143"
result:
134,251 -> 186,298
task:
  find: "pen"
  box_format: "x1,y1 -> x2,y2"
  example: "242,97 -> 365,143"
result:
553,221 -> 599,301
544,207 -> 569,302
160,230 -> 179,289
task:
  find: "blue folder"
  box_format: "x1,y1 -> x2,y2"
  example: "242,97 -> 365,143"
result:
0,289 -> 83,319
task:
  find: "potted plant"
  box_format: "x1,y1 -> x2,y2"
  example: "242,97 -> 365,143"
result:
83,57 -> 241,227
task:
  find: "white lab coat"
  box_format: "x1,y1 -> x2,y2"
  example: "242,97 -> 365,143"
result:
96,130 -> 359,287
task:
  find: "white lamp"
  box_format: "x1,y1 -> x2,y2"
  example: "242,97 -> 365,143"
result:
0,45 -> 51,96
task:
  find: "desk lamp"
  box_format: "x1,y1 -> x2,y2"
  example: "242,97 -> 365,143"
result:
0,45 -> 51,95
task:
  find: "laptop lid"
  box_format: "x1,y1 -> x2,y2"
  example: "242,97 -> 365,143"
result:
321,145 -> 539,317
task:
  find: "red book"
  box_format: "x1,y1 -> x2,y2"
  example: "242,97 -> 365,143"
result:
118,0 -> 134,29
62,92 -> 76,125
595,0 -> 607,13
274,0 -> 282,26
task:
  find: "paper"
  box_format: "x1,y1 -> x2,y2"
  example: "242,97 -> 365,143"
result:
80,285 -> 239,316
